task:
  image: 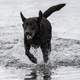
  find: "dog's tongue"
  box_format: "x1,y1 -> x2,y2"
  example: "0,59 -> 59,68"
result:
26,35 -> 32,40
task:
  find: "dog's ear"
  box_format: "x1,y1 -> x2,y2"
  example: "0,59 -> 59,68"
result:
20,12 -> 26,22
38,10 -> 43,23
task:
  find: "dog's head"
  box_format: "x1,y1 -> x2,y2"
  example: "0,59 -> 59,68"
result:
20,11 -> 42,40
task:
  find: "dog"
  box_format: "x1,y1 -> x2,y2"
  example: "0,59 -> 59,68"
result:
20,3 -> 66,64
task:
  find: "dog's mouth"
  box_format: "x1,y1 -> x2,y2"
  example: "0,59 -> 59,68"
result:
26,35 -> 32,40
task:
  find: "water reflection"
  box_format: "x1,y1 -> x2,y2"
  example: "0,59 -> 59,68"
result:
24,69 -> 37,80
24,65 -> 51,80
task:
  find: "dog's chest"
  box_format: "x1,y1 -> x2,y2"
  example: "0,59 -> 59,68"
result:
31,44 -> 39,48
31,37 -> 40,48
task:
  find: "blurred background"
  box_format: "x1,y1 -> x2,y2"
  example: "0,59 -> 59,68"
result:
0,0 -> 80,39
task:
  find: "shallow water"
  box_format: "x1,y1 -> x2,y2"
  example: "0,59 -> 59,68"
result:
0,66 -> 80,80
0,0 -> 80,80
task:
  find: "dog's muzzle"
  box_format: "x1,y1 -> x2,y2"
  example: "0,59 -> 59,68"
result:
25,32 -> 32,40
26,35 -> 32,40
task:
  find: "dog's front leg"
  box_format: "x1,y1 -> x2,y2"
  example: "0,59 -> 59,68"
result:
25,49 -> 37,64
24,38 -> 37,64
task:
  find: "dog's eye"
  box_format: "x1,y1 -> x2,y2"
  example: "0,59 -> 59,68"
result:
31,27 -> 35,30
30,23 -> 32,26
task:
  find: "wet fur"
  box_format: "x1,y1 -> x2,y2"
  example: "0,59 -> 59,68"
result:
20,3 -> 66,64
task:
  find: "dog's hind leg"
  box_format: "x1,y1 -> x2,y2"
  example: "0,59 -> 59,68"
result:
41,42 -> 51,63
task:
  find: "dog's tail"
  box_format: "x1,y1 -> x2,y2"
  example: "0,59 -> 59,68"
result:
43,3 -> 66,18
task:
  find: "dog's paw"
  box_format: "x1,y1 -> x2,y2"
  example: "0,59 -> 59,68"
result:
30,57 -> 37,64
28,54 -> 37,64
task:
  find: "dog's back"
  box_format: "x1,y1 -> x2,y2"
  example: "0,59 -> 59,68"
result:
39,17 -> 52,42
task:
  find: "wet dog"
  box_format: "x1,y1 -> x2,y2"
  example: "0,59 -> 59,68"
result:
20,3 -> 66,64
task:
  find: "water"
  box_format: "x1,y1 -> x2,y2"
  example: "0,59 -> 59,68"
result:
0,66 -> 80,80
